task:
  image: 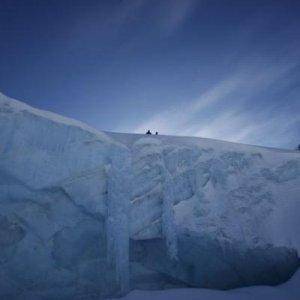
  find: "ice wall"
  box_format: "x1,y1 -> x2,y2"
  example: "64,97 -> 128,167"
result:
130,138 -> 177,259
106,145 -> 132,294
0,92 -> 299,299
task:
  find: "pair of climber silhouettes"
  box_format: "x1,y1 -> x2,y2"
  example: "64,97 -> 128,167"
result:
146,130 -> 158,135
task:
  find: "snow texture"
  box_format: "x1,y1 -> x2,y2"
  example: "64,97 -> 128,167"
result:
114,268 -> 300,300
0,92 -> 299,299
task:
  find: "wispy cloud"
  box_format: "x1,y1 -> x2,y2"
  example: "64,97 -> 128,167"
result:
157,0 -> 198,36
193,108 -> 300,147
132,59 -> 299,148
133,75 -> 243,134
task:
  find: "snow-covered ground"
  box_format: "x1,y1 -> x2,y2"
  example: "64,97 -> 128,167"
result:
0,92 -> 299,299
116,269 -> 300,300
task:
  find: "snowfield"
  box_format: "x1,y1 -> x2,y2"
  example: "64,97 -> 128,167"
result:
115,269 -> 300,300
0,92 -> 299,299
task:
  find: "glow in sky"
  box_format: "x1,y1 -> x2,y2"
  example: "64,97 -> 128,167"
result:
0,0 -> 299,148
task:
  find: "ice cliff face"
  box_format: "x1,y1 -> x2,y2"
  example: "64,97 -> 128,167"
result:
0,92 -> 299,299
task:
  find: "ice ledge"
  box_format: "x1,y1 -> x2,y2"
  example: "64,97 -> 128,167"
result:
0,91 -> 113,144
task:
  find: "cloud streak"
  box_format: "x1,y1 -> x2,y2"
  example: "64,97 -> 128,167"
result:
158,0 -> 198,36
132,59 -> 299,148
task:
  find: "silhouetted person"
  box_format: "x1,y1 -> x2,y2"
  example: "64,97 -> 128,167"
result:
146,130 -> 152,135
298,144 -> 300,151
155,132 -> 158,135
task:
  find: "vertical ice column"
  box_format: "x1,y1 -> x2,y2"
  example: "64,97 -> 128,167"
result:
162,171 -> 178,260
106,145 -> 132,294
131,137 -> 178,260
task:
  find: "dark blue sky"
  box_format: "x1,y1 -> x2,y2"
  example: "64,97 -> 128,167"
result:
0,0 -> 299,148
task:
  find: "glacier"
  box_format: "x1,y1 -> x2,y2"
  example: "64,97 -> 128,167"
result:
0,91 -> 299,299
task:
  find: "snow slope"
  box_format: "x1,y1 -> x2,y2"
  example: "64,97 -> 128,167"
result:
0,92 -> 299,299
115,268 -> 300,300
